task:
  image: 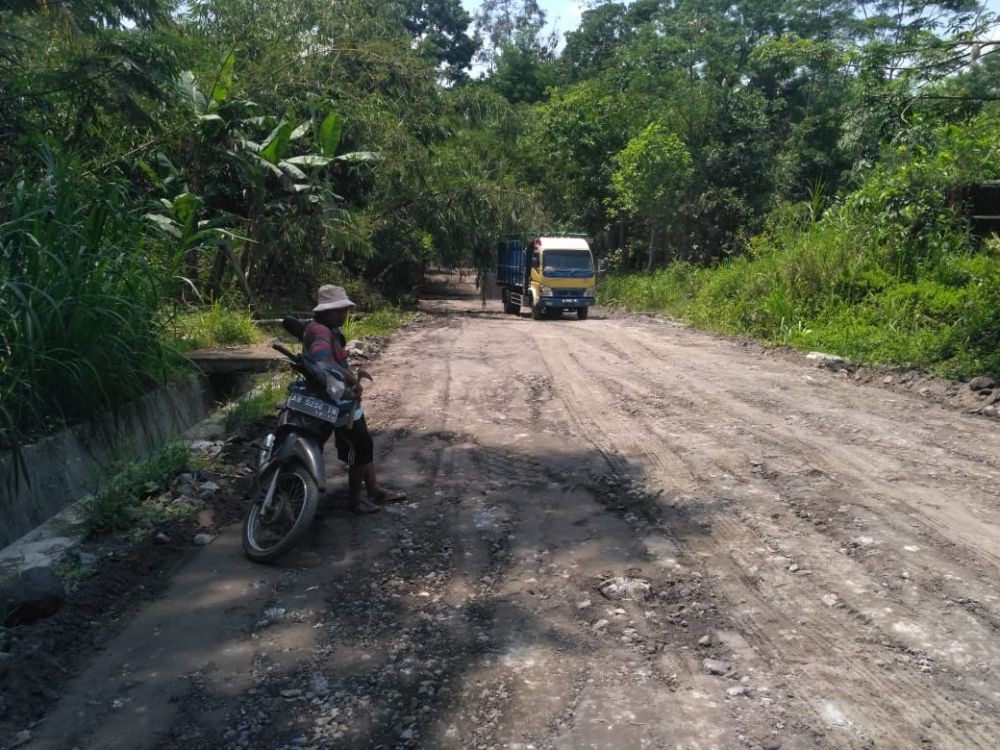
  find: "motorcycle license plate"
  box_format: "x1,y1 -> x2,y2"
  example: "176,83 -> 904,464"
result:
285,392 -> 340,423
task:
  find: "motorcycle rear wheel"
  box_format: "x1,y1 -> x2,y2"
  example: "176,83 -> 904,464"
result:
242,463 -> 319,563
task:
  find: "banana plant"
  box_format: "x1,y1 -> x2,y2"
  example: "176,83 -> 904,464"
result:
142,185 -> 253,304
241,112 -> 381,197
142,51 -> 380,307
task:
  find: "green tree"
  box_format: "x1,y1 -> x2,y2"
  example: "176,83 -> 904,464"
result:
535,80 -> 629,238
397,0 -> 480,82
490,31 -> 557,104
612,121 -> 693,269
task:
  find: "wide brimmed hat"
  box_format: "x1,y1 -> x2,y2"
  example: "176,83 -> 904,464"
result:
313,284 -> 356,312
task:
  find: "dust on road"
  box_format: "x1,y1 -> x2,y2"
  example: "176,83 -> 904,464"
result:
15,274 -> 1000,750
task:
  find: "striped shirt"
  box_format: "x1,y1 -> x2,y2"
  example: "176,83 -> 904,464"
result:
303,319 -> 363,426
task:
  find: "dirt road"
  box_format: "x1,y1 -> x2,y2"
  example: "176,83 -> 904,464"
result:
15,274 -> 1000,750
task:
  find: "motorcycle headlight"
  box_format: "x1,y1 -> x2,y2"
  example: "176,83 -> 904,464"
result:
585,286 -> 596,297
540,284 -> 554,297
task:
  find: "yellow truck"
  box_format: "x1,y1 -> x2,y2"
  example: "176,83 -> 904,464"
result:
496,234 -> 596,320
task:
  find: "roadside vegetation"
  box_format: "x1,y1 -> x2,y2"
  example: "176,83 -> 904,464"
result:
80,440 -> 194,538
602,108 -> 1000,379
342,309 -> 413,340
222,376 -> 289,433
167,303 -> 263,352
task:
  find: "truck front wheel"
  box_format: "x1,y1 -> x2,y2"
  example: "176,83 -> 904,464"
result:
577,307 -> 589,320
531,301 -> 544,320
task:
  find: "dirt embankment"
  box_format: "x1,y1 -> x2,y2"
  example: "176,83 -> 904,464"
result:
4,273 -> 1000,750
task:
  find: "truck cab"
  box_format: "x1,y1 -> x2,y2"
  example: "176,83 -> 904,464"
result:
497,235 -> 596,320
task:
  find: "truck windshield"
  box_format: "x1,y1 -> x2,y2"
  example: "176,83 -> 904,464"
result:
542,251 -> 593,277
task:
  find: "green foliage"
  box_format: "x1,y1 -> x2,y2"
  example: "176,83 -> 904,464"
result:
0,160 -> 182,449
81,440 -> 192,538
398,0 -> 479,81
223,376 -> 288,432
602,110 -> 1000,380
341,309 -> 413,340
167,303 -> 263,351
612,121 -> 693,217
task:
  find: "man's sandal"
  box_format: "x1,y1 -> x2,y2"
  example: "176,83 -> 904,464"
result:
351,497 -> 382,514
372,489 -> 407,504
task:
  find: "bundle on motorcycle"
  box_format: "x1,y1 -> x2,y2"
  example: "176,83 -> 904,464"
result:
242,316 -> 367,563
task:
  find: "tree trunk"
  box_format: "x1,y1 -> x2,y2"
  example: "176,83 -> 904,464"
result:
207,245 -> 229,299
226,244 -> 258,315
646,222 -> 656,271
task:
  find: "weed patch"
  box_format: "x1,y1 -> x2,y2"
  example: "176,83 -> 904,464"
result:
167,302 -> 263,351
341,308 -> 412,340
223,376 -> 289,432
81,440 -> 193,538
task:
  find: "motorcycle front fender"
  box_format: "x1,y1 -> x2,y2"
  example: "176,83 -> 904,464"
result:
265,433 -> 327,493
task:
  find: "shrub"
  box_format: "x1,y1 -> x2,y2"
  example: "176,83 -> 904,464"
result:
81,440 -> 192,537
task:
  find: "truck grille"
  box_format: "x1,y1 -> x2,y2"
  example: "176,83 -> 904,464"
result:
554,288 -> 585,297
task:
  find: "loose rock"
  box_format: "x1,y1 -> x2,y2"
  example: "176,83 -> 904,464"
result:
193,533 -> 214,546
0,566 -> 65,626
598,576 -> 651,601
968,376 -> 996,392
703,658 -> 730,675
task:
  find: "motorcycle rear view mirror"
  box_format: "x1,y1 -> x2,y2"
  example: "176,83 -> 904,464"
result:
282,316 -> 306,341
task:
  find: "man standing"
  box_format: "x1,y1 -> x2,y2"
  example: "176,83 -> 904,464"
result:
304,284 -> 406,514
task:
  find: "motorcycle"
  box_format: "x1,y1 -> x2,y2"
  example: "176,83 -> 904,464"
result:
241,316 -> 365,563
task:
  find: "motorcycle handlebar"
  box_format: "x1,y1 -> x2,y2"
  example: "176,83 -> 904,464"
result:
272,342 -> 297,360
271,341 -> 360,402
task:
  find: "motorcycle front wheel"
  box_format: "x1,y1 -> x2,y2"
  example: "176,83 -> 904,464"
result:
242,463 -> 319,563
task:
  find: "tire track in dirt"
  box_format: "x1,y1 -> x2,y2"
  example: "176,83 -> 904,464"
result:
584,332 -> 997,624
531,329 -> 823,747
531,319 -> 1000,748
591,324 -> 1000,601
580,327 -> 1000,731
617,324 -> 1000,562
398,310 -> 753,748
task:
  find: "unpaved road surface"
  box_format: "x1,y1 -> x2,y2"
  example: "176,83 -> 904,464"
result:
12,274 -> 1000,750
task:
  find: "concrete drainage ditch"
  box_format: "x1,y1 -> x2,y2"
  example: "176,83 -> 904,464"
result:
0,366 -> 268,576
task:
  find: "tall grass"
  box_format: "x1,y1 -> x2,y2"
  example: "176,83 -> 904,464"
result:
0,163 -> 181,449
167,301 -> 263,351
340,308 -> 411,340
223,375 -> 289,432
601,229 -> 1000,379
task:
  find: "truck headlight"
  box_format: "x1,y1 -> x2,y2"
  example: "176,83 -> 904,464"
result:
585,286 -> 596,297
540,285 -> 554,297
